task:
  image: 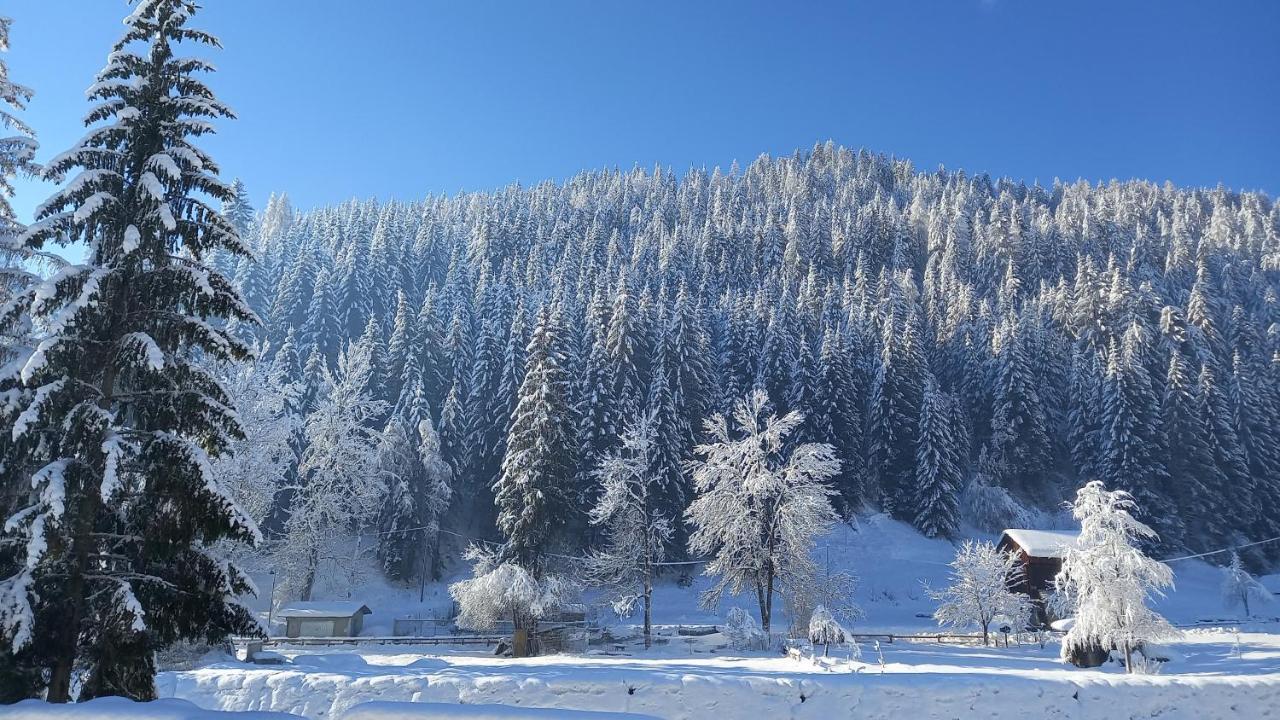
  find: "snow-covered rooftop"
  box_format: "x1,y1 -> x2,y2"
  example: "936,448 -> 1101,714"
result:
999,529 -> 1079,558
275,601 -> 371,619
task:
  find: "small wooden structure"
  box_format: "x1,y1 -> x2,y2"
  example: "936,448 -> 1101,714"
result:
998,528 -> 1079,626
276,601 -> 372,638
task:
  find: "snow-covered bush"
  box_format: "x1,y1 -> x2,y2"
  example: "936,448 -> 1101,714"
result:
808,604 -> 857,657
722,606 -> 765,650
1221,551 -> 1273,618
449,546 -> 575,631
1055,481 -> 1177,673
928,540 -> 1031,646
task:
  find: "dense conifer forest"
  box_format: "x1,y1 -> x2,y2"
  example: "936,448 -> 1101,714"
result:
217,143 -> 1280,568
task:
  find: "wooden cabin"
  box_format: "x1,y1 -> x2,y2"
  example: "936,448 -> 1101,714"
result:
998,528 -> 1079,626
275,601 -> 372,638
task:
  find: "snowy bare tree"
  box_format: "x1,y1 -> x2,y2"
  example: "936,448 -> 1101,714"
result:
209,344 -> 300,530
1221,551 -> 1273,618
1055,481 -> 1177,673
448,545 -> 575,631
277,344 -> 388,602
586,410 -> 672,648
686,389 -> 839,633
928,539 -> 1032,646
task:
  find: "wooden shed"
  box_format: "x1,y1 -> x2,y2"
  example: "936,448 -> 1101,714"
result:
275,601 -> 372,638
998,528 -> 1079,625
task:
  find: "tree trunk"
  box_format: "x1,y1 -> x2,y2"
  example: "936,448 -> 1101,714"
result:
46,508 -> 91,703
762,572 -> 774,634
643,575 -> 653,649
981,622 -> 989,647
1124,643 -> 1133,673
300,545 -> 319,601
49,345 -> 122,702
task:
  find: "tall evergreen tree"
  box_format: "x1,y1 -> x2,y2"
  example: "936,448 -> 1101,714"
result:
868,296 -> 927,520
0,1 -> 258,700
914,377 -> 962,538
494,304 -> 576,567
987,312 -> 1053,498
1160,349 -> 1222,545
220,178 -> 254,239
1099,324 -> 1181,550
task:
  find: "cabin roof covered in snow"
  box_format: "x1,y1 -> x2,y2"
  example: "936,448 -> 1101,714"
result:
999,528 -> 1079,558
275,602 -> 372,619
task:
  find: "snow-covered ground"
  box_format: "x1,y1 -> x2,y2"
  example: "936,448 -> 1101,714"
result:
138,515 -> 1280,720
157,627 -> 1279,719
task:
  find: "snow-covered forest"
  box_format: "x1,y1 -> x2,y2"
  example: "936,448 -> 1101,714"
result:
212,141 -> 1280,569
0,0 -> 1278,714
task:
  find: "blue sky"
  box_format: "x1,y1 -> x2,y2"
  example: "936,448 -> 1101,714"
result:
6,0 -> 1279,221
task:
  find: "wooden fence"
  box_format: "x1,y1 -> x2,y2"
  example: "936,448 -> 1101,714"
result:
241,634 -> 506,648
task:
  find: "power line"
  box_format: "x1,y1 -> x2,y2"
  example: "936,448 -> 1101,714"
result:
1162,532 -> 1280,561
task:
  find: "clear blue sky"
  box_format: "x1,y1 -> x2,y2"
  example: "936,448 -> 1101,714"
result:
7,0 -> 1279,221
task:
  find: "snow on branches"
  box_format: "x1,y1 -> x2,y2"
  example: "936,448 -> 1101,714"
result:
449,545 -> 575,631
1055,481 -> 1177,673
928,539 -> 1031,646
686,389 -> 839,633
1220,551 -> 1273,618
276,344 -> 388,602
585,410 -> 671,647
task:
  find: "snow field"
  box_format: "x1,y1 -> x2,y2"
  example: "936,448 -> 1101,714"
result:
157,627 -> 1279,720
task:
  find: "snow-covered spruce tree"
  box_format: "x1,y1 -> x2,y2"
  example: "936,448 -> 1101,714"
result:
0,11 -> 45,354
1054,481 -> 1177,673
811,326 -> 864,515
1159,347 -> 1222,545
493,302 -> 576,567
914,376 -> 962,538
452,303 -> 577,638
1221,551 -> 1273,618
278,344 -> 388,602
375,414 -> 451,586
987,311 -> 1052,498
220,178 -> 253,239
867,289 -> 927,520
1099,324 -> 1181,551
0,13 -> 48,701
0,0 -> 260,702
0,14 -> 36,246
928,540 -> 1031,646
585,410 -> 672,649
686,389 -> 840,633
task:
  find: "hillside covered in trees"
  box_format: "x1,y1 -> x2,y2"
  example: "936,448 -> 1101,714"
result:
219,142 -> 1280,571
